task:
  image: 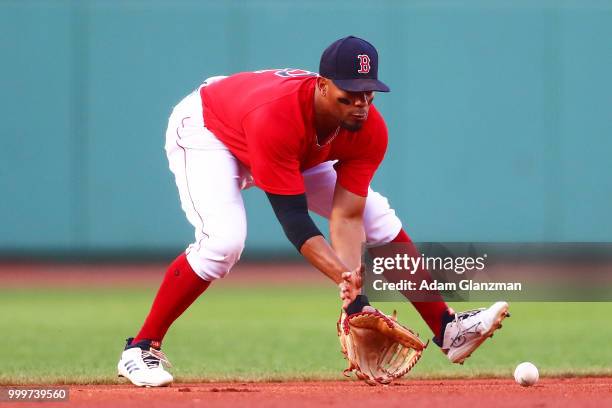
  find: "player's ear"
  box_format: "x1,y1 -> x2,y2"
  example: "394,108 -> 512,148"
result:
317,77 -> 329,97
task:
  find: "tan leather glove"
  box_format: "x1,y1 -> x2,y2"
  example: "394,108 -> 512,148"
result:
337,308 -> 428,385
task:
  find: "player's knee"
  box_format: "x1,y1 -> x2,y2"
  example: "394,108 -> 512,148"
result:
218,233 -> 246,266
363,191 -> 402,245
186,233 -> 245,281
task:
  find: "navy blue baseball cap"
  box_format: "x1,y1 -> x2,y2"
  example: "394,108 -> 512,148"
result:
319,36 -> 390,93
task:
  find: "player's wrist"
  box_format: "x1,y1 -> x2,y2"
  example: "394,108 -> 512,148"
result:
344,294 -> 370,315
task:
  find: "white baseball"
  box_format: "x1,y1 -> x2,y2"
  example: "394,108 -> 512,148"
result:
514,362 -> 539,386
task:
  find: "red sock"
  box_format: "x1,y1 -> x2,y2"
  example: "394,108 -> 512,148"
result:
369,229 -> 452,338
133,252 -> 211,344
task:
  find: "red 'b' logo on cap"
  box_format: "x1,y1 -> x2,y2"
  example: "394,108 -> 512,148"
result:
357,54 -> 371,74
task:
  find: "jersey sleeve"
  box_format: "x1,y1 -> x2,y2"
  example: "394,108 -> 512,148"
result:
242,106 -> 306,195
334,107 -> 388,197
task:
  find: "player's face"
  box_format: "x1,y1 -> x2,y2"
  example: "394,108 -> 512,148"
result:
328,82 -> 375,132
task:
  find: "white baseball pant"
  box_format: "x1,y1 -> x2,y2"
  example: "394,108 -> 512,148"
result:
164,79 -> 402,281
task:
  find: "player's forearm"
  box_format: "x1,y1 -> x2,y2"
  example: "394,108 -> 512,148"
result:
266,192 -> 350,283
300,235 -> 349,284
329,214 -> 365,271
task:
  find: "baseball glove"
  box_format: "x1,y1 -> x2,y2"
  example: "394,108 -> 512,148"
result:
337,308 -> 428,385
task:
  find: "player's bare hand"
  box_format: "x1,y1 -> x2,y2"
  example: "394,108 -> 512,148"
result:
339,264 -> 364,309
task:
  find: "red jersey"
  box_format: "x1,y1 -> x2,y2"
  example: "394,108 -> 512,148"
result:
200,69 -> 388,197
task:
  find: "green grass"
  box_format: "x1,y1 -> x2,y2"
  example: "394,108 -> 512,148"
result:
1,285 -> 611,384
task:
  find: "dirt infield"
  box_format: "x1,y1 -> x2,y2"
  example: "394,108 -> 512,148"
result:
2,378 -> 611,408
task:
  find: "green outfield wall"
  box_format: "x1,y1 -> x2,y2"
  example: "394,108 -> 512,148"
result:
1,1 -> 611,257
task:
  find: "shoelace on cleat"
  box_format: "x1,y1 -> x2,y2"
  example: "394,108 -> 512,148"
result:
455,308 -> 485,320
141,348 -> 172,369
450,308 -> 485,347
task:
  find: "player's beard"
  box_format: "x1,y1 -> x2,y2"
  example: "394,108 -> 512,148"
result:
340,120 -> 364,132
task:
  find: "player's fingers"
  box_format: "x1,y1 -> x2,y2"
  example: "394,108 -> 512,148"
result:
352,265 -> 363,281
339,276 -> 360,308
343,275 -> 356,287
354,275 -> 363,289
349,266 -> 364,283
340,295 -> 351,308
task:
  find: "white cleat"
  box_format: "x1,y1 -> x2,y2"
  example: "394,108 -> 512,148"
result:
117,338 -> 173,387
441,301 -> 510,364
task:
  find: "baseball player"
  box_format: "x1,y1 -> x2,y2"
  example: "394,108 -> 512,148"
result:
117,36 -> 509,387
